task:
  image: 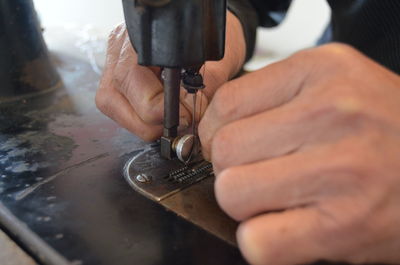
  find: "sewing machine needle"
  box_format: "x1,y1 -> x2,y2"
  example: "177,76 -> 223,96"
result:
192,92 -> 197,136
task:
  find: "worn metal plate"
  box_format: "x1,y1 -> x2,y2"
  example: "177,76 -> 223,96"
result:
124,144 -> 213,202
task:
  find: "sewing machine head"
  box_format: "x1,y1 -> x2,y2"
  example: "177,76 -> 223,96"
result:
122,0 -> 226,162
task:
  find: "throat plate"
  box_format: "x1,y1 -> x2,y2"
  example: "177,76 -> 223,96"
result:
124,145 -> 213,202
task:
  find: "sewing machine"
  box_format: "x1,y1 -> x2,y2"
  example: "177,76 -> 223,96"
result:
121,0 -> 231,214
123,0 -> 226,161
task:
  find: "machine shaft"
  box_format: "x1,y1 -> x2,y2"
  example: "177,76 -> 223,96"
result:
163,68 -> 181,138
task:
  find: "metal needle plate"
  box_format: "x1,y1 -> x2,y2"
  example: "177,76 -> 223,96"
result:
124,144 -> 213,202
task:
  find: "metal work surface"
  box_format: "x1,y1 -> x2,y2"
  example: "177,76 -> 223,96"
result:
0,46 -> 246,265
124,146 -> 213,202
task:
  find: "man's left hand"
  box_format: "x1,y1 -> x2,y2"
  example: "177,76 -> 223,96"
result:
199,43 -> 400,265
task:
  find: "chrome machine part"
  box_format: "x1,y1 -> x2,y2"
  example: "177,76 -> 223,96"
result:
160,68 -> 205,163
192,92 -> 197,136
124,144 -> 213,202
160,68 -> 181,160
124,144 -> 238,245
181,67 -> 205,162
122,0 -> 226,162
174,134 -> 195,163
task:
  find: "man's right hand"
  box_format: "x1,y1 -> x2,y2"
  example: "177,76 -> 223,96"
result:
96,12 -> 246,141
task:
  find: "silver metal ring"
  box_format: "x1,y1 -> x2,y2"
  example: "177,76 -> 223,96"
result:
175,134 -> 194,163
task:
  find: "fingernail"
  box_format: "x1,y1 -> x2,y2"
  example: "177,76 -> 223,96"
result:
179,117 -> 190,130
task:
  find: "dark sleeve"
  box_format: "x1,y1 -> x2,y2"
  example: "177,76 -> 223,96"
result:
227,0 -> 292,61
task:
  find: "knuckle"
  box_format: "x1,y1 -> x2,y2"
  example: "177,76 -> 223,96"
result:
107,23 -> 126,45
106,32 -> 115,47
106,24 -> 128,59
95,90 -> 111,115
293,43 -> 363,75
305,93 -> 370,130
317,43 -> 358,60
331,95 -> 363,117
136,101 -> 163,125
318,43 -> 365,71
332,96 -> 367,120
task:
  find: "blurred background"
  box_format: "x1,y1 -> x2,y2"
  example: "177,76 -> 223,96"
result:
33,0 -> 331,72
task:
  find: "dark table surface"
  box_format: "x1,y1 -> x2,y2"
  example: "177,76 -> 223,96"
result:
0,46 -> 247,265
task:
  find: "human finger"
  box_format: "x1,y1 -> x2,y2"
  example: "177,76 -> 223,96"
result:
98,28 -> 163,140
113,36 -> 192,127
214,144 -> 343,221
100,23 -> 128,93
199,52 -> 313,159
237,208 -> 328,265
96,84 -> 162,141
104,23 -> 128,69
200,11 -> 247,99
210,91 -> 365,172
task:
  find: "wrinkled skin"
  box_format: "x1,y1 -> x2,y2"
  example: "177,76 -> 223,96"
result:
96,12 -> 245,141
199,43 -> 400,265
97,12 -> 400,265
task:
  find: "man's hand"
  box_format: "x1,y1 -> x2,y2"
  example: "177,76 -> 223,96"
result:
199,43 -> 400,265
96,12 -> 246,141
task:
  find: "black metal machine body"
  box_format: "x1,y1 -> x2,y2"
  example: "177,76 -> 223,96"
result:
122,0 -> 226,68
122,0 -> 227,160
